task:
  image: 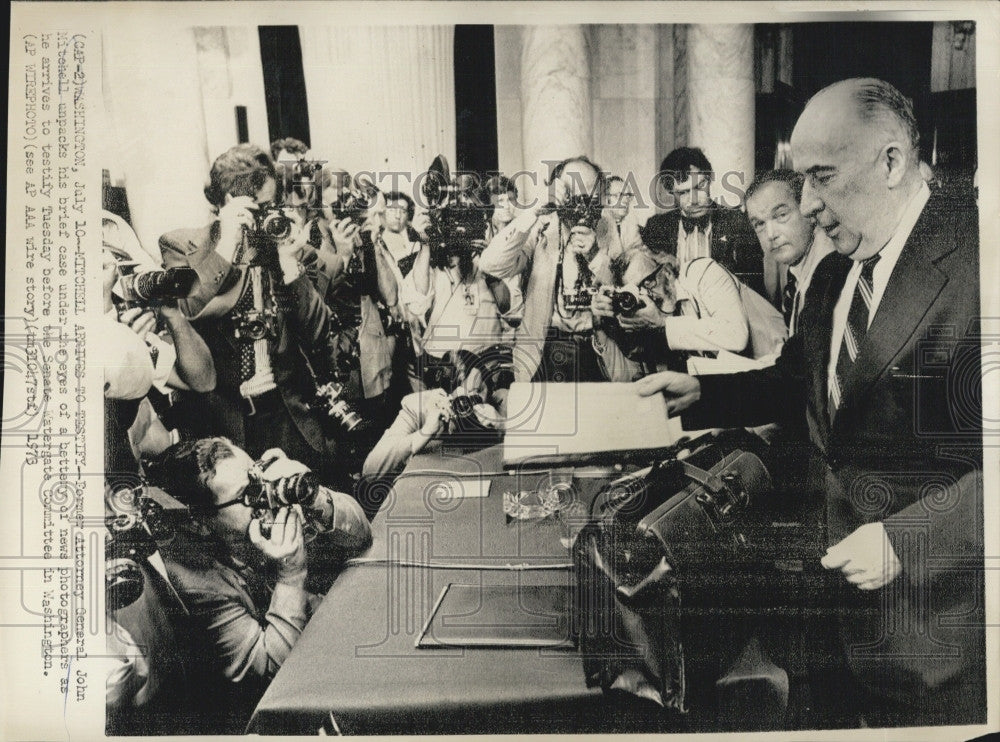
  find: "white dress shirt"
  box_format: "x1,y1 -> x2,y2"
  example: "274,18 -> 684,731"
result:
676,220 -> 712,267
786,228 -> 836,336
827,182 -> 930,387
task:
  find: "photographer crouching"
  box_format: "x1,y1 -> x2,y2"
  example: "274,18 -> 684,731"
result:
159,144 -> 364,492
145,438 -> 371,733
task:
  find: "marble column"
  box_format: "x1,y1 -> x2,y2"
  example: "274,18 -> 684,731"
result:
194,27 -> 270,159
687,24 -> 755,207
520,25 -> 591,206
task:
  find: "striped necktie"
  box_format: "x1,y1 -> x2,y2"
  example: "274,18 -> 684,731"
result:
781,271 -> 798,330
829,254 -> 880,422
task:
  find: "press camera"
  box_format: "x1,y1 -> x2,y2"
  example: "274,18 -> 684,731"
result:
421,155 -> 488,268
114,266 -> 199,308
105,483 -> 174,612
241,458 -> 332,539
313,381 -> 365,433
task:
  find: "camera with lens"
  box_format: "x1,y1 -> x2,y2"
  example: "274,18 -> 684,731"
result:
562,284 -> 598,312
425,206 -> 488,268
313,381 -> 365,434
329,188 -> 379,228
242,461 -> 333,539
252,204 -> 298,242
233,305 -> 279,341
106,483 -> 174,611
444,392 -> 502,443
114,266 -> 199,308
555,194 -> 603,231
421,155 -> 488,269
450,393 -> 484,422
608,287 -> 647,317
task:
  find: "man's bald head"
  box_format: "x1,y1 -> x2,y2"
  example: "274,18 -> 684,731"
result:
791,78 -> 924,260
796,78 -> 919,164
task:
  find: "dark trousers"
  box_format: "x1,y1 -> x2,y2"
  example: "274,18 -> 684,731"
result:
532,329 -> 605,383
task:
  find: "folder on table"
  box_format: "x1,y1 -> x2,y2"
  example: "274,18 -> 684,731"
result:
416,584 -> 573,649
501,382 -> 685,467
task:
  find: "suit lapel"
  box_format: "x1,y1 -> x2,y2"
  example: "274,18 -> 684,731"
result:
836,200 -> 952,427
804,254 -> 853,447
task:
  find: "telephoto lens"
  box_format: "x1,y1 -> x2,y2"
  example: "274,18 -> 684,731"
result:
266,471 -> 321,508
117,267 -> 199,303
314,382 -> 364,433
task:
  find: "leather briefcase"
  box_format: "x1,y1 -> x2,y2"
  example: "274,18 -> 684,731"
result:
572,430 -> 775,714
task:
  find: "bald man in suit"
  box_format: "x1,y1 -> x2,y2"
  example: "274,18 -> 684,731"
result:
638,78 -> 984,728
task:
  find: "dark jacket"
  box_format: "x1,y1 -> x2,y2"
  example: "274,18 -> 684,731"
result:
682,193 -> 984,720
159,222 -> 342,457
640,205 -> 765,297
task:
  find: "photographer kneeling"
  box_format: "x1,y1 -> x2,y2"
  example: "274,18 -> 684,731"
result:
146,438 -> 371,732
362,355 -> 502,481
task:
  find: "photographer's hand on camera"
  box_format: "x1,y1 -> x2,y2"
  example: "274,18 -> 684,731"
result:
330,217 -> 361,257
568,225 -> 597,257
411,210 -> 432,242
103,258 -> 118,314
119,306 -> 158,340
412,389 -> 451,454
248,505 -> 308,586
590,286 -> 615,319
217,195 -> 259,264
256,448 -> 311,481
617,287 -> 666,330
275,221 -> 310,285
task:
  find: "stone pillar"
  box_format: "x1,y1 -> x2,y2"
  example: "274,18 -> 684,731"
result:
520,25 -> 591,206
687,24 -> 755,206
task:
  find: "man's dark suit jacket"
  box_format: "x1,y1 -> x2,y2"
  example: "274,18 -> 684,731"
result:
159,222 -> 340,460
682,193 -> 984,722
640,204 -> 766,297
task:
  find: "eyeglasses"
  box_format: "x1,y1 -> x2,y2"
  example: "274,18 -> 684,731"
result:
201,473 -> 267,513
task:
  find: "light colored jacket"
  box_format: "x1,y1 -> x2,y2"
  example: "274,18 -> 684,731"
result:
478,211 -> 640,382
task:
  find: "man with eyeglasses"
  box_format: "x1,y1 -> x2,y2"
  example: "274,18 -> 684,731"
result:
147,437 -> 371,732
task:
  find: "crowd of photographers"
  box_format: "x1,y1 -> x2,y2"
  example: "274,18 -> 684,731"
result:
101,135 -> 848,732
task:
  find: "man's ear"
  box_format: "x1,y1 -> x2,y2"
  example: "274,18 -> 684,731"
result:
881,142 -> 908,188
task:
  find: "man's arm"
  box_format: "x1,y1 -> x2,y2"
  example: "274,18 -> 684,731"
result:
362,391 -> 448,479
284,273 -> 342,382
634,332 -> 806,429
159,228 -> 236,319
198,578 -> 311,682
663,258 -> 749,353
159,305 -> 216,392
478,208 -> 541,280
401,248 -> 434,325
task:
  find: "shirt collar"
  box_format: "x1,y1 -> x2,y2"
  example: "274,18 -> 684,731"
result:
788,228 -> 834,282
